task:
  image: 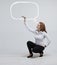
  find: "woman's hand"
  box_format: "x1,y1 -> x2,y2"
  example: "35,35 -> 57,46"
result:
21,16 -> 26,19
21,16 -> 26,23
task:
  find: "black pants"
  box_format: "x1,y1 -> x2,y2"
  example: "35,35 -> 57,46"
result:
27,41 -> 45,54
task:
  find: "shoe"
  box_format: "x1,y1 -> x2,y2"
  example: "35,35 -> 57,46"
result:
27,54 -> 33,58
39,52 -> 43,57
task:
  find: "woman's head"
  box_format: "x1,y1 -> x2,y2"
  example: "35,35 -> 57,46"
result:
36,22 -> 47,33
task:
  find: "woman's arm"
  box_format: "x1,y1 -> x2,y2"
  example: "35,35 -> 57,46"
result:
44,32 -> 51,47
21,16 -> 37,34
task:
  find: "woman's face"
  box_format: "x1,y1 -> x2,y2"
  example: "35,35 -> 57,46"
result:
36,23 -> 40,31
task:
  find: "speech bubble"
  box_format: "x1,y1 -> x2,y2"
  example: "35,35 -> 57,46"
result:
10,1 -> 39,20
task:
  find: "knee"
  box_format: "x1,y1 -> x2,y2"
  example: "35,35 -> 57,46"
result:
27,41 -> 31,45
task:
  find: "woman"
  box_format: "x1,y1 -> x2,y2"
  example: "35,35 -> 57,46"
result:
22,16 -> 51,58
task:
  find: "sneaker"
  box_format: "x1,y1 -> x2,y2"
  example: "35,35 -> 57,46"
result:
27,54 -> 33,58
39,52 -> 43,57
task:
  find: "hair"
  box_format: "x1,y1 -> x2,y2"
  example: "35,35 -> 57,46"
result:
39,22 -> 47,33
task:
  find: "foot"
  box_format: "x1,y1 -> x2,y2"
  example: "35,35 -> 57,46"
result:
27,54 -> 33,58
39,52 -> 43,57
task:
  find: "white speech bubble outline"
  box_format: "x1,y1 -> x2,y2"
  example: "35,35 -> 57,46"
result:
10,1 -> 39,20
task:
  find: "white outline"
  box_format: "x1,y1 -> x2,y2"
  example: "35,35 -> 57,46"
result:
10,1 -> 39,20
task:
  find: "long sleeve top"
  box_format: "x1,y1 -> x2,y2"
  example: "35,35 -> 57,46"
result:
24,22 -> 51,47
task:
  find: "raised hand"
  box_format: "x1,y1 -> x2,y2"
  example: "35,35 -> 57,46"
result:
21,16 -> 26,19
21,16 -> 26,22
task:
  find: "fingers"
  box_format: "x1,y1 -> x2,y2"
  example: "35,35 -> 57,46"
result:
21,16 -> 26,19
21,16 -> 26,22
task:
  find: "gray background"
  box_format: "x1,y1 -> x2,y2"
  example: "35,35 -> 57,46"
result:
0,0 -> 57,55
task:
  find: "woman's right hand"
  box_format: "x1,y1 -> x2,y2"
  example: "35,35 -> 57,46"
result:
21,16 -> 26,19
21,16 -> 26,23
21,16 -> 26,24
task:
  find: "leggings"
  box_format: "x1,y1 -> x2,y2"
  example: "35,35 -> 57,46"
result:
27,41 -> 45,54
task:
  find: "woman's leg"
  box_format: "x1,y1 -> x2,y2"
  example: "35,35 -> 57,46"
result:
27,41 -> 45,57
33,45 -> 45,57
27,41 -> 36,58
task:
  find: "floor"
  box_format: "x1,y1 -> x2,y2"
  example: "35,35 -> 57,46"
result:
0,51 -> 57,65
